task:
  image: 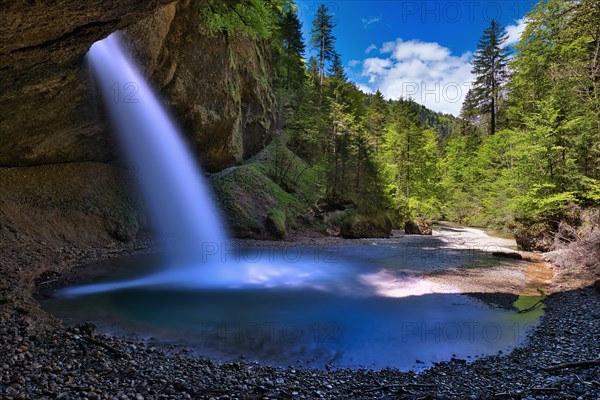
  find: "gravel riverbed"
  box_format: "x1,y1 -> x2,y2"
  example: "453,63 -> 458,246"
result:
1,229 -> 599,399
1,287 -> 598,399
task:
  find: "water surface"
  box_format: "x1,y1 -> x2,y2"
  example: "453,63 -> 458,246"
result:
42,235 -> 542,371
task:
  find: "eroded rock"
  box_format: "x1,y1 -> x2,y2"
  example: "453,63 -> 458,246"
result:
404,218 -> 433,235
0,0 -> 275,171
339,209 -> 393,239
514,222 -> 554,251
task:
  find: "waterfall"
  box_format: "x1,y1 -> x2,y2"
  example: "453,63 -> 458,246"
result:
61,33 -> 337,297
88,33 -> 228,265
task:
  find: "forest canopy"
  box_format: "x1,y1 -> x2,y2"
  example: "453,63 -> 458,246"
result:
200,0 -> 600,240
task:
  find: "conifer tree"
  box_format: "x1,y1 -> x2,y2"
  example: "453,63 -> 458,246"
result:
471,20 -> 510,135
279,8 -> 305,90
328,52 -> 345,80
310,4 -> 337,86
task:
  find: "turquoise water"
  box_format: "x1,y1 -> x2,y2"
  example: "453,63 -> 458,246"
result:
42,244 -> 542,371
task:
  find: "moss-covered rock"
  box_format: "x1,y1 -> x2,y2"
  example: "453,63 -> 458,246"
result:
513,222 -> 554,251
210,143 -> 320,239
266,209 -> 287,239
338,209 -> 392,239
405,218 -> 433,235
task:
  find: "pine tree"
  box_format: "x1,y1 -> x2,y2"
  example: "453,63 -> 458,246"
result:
471,20 -> 510,135
307,56 -> 320,86
279,8 -> 305,90
328,52 -> 345,79
365,90 -> 388,151
310,4 -> 337,86
460,88 -> 479,123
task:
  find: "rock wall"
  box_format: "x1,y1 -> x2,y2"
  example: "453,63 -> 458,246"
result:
0,0 -> 276,248
0,0 -> 275,170
124,0 -> 275,171
0,0 -> 176,166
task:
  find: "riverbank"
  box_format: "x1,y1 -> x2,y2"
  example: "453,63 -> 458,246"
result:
2,287 -> 599,399
2,227 -> 599,399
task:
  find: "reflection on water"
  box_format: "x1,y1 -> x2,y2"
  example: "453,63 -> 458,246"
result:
42,243 -> 542,371
58,233 -> 503,296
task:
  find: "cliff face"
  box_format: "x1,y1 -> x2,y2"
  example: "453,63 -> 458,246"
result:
125,0 -> 275,171
0,0 -> 277,321
0,0 -> 174,166
0,0 -> 275,169
0,0 -> 276,247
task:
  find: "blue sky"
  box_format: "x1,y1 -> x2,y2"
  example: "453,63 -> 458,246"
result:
296,0 -> 534,115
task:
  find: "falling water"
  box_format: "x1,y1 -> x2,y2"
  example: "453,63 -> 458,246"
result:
62,33 -> 339,296
89,33 -> 227,262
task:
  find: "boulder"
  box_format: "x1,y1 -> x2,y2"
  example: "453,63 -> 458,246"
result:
265,209 -> 287,239
210,160 -> 297,239
339,210 -> 393,239
404,218 -> 433,235
513,222 -> 554,251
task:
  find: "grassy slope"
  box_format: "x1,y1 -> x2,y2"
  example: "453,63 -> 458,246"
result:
210,141 -> 323,238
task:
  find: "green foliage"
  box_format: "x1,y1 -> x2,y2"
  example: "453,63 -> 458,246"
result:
310,4 -> 337,85
276,7 -> 305,91
223,0 -> 600,240
337,207 -> 393,238
470,19 -> 510,135
266,208 -> 287,238
440,0 -> 600,232
380,101 -> 445,223
199,0 -> 285,39
513,184 -> 578,221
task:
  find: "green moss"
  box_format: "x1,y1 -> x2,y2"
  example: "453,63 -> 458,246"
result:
198,0 -> 276,39
210,142 -> 321,238
337,208 -> 393,239
266,208 -> 287,238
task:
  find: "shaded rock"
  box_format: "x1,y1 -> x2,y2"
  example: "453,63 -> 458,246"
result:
265,209 -> 287,239
0,163 -> 142,245
0,0 -> 275,171
123,0 -> 275,171
492,251 -> 523,260
405,218 -> 433,235
317,198 -> 356,213
513,222 -> 554,251
339,209 -> 392,239
0,0 -> 176,167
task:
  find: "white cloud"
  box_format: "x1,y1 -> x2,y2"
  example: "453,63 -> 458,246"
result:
356,83 -> 374,94
362,58 -> 394,82
348,59 -> 361,68
365,44 -> 377,54
360,39 -> 473,116
505,18 -> 527,47
396,40 -> 451,61
362,16 -> 381,28
380,41 -> 397,54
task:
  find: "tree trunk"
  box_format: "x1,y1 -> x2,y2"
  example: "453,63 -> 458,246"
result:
320,37 -> 325,86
